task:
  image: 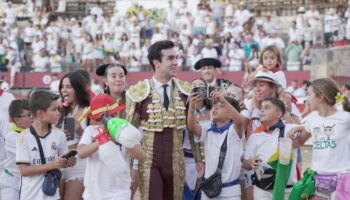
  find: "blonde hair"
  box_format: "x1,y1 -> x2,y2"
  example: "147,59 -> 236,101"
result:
309,78 -> 350,111
259,45 -> 283,67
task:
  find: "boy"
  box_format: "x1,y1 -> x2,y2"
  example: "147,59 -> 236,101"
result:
0,99 -> 32,200
242,97 -> 299,199
187,91 -> 244,199
16,90 -> 76,200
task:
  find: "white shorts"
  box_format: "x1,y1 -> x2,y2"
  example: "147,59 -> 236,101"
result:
185,156 -> 197,191
62,157 -> 86,182
0,173 -> 20,200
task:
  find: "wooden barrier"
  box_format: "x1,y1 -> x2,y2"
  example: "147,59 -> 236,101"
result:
2,71 -> 311,88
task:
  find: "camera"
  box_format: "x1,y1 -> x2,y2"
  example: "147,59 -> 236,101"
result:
193,86 -> 215,98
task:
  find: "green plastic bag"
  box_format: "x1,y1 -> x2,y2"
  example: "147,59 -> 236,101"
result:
288,168 -> 316,200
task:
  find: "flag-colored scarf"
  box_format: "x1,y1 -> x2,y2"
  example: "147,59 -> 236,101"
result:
11,123 -> 24,133
267,150 -> 294,200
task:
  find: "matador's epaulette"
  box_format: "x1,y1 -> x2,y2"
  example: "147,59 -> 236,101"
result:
173,78 -> 191,96
126,79 -> 151,103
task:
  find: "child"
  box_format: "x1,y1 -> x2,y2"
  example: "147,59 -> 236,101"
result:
0,99 -> 32,200
16,90 -> 76,200
288,78 -> 350,200
254,45 -> 287,90
77,94 -> 145,199
187,91 -> 244,199
242,97 -> 299,199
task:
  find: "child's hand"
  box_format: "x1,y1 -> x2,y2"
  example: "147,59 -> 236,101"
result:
256,65 -> 264,71
246,157 -> 261,170
75,121 -> 83,136
196,161 -> 205,178
189,92 -> 200,110
51,157 -> 68,169
66,156 -> 76,167
210,91 -> 226,104
287,126 -> 303,139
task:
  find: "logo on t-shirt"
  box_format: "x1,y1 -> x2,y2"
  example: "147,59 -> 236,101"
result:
31,147 -> 38,151
313,124 -> 336,149
51,142 -> 57,151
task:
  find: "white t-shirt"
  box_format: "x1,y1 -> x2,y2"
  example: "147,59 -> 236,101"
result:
0,116 -> 10,172
0,91 -> 15,121
3,130 -> 21,177
33,54 -> 49,72
16,127 -> 68,200
79,125 -> 131,199
304,111 -> 350,173
244,124 -> 299,185
198,122 -> 242,197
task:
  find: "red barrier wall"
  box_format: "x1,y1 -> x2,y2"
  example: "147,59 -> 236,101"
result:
2,71 -> 311,88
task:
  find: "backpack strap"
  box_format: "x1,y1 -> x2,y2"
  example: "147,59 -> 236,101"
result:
278,126 -> 285,139
30,126 -> 46,165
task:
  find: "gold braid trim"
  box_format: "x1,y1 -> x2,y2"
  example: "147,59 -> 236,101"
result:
138,130 -> 155,200
172,128 -> 185,200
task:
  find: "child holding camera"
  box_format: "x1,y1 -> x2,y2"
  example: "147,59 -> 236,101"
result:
16,90 -> 76,200
0,99 -> 32,200
187,90 -> 244,199
77,94 -> 145,199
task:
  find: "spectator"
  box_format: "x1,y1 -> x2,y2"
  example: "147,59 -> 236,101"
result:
49,51 -> 62,73
243,32 -> 260,59
266,30 -> 286,53
234,1 -> 251,26
49,73 -> 60,93
227,41 -> 245,71
32,49 -> 49,72
286,80 -> 298,94
262,14 -> 276,35
285,38 -> 303,71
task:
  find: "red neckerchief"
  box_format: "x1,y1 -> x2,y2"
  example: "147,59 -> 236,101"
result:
270,65 -> 282,73
0,89 -> 3,96
254,123 -> 268,133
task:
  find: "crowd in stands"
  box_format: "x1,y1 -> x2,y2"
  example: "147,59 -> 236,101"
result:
0,1 -> 349,88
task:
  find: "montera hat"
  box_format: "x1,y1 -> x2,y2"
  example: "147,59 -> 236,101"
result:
194,58 -> 222,70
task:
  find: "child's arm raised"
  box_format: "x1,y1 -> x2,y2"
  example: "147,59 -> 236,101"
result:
19,157 -> 67,176
211,91 -> 244,137
187,93 -> 202,137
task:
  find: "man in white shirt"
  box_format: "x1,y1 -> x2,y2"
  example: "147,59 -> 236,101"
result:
5,2 -> 17,25
234,1 -> 251,26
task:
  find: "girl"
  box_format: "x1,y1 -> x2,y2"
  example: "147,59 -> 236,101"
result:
58,71 -> 90,200
289,78 -> 350,200
77,94 -> 145,199
251,45 -> 287,90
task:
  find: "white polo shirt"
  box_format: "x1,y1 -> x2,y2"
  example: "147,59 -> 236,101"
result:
16,127 -> 68,200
